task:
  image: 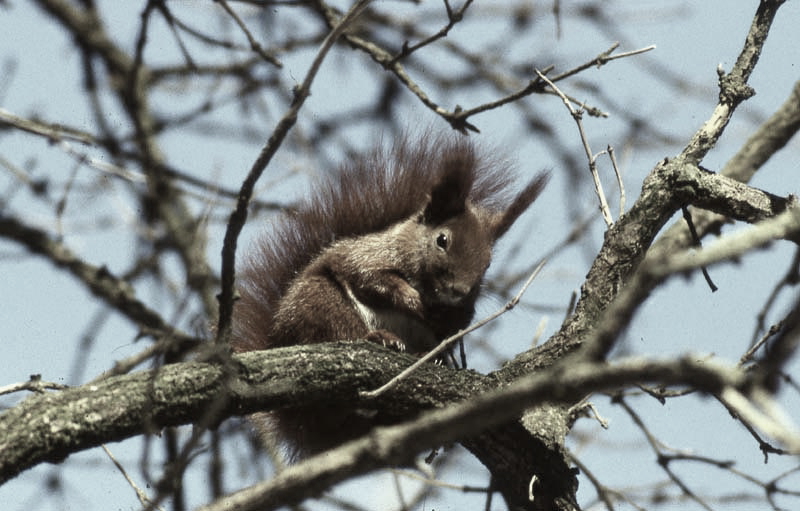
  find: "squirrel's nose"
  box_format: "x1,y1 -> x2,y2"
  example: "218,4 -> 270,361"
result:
452,283 -> 471,298
438,282 -> 470,305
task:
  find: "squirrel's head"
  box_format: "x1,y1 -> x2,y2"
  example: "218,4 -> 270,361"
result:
405,160 -> 549,308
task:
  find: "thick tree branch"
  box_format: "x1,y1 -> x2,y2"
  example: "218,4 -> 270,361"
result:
0,342 -> 573,509
3,342 -> 795,511
506,160 -> 798,378
681,0 -> 784,162
650,79 -> 800,256
200,356 -> 758,511
578,203 -> 800,362
505,0 -> 788,378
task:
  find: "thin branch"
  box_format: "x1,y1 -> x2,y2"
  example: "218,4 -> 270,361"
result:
451,43 -> 656,124
101,444 -> 165,511
749,246 -> 800,347
616,397 -> 714,510
0,107 -> 96,145
548,43 -> 656,83
0,215 -> 201,348
681,206 -> 718,292
0,375 -> 69,396
214,0 -> 282,66
719,387 -> 800,454
319,2 -> 652,132
535,69 -> 614,226
661,203 -> 800,274
607,145 -> 625,217
390,0 -> 475,61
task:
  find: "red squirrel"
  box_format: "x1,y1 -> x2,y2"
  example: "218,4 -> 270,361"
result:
232,134 -> 548,457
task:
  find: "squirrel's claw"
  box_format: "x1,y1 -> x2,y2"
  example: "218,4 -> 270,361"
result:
365,329 -> 408,352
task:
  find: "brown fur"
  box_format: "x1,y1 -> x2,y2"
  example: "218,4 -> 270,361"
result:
232,134 -> 548,457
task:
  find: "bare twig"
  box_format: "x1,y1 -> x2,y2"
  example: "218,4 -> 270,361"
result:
535,69 -> 614,226
0,107 -> 96,145
681,206 -> 718,292
0,375 -> 68,396
102,445 -> 165,511
214,0 -> 282,66
607,145 -> 625,217
548,43 -> 656,83
390,0 -> 475,62
0,215 -> 200,347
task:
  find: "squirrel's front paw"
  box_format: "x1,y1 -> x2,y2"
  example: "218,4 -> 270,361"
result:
396,287 -> 425,319
365,329 -> 407,352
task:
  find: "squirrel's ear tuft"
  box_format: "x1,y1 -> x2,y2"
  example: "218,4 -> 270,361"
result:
490,172 -> 550,238
422,152 -> 475,224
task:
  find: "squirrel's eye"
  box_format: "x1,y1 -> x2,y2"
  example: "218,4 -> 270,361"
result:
436,232 -> 449,250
